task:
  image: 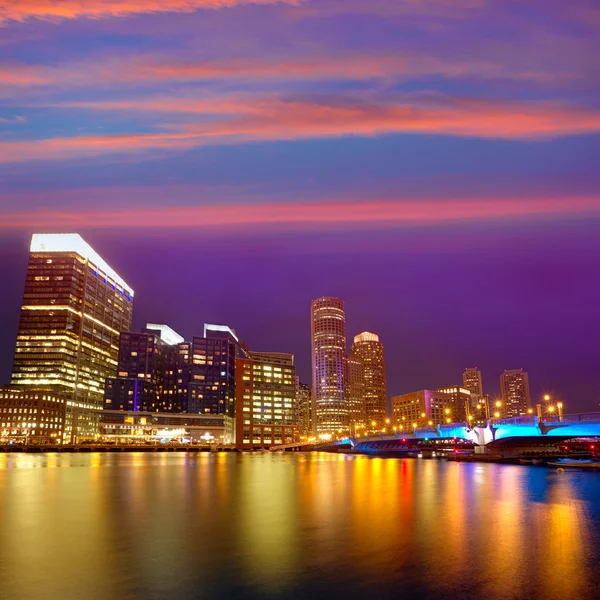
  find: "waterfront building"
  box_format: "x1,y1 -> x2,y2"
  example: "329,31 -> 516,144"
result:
435,386 -> 472,422
463,368 -> 483,404
189,324 -> 248,417
99,410 -> 227,444
500,369 -> 531,417
345,352 -> 366,435
311,297 -> 348,434
235,352 -> 299,449
391,390 -> 455,429
351,331 -> 387,430
0,388 -> 67,443
104,325 -> 190,413
6,233 -> 133,441
295,379 -> 314,436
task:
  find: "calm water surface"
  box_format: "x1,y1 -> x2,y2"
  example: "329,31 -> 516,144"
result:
0,452 -> 599,600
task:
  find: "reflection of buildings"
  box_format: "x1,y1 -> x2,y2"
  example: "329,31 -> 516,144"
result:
1,233 -> 133,442
500,369 -> 531,417
391,390 -> 455,428
311,297 -> 348,434
235,352 -> 299,449
351,332 -> 387,429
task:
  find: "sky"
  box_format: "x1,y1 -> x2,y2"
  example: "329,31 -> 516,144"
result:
0,0 -> 599,412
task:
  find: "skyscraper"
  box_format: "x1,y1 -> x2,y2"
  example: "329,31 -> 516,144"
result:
351,331 -> 387,430
295,379 -> 313,436
6,233 -> 133,440
311,297 -> 348,434
104,325 -> 190,413
500,369 -> 531,417
463,368 -> 483,403
345,352 -> 365,434
189,324 -> 248,417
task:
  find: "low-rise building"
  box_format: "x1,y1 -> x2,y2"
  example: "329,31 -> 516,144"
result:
391,389 -> 455,429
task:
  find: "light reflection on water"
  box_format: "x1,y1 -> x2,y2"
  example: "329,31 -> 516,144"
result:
0,452 -> 599,600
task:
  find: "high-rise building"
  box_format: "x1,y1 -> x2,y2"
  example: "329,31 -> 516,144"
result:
391,390 -> 454,429
351,332 -> 387,430
295,379 -> 313,436
500,369 -> 531,417
104,325 -> 190,413
463,368 -> 483,403
235,352 -> 299,449
5,233 -> 133,441
189,324 -> 248,417
345,352 -> 365,434
311,297 -> 348,434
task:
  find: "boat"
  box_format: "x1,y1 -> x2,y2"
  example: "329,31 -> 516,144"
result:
532,459 -> 544,465
519,459 -> 532,465
547,458 -> 600,469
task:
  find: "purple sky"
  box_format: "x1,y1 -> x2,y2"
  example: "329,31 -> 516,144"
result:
1,0 -> 599,411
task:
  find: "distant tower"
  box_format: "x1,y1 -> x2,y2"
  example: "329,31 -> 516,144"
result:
311,297 -> 348,434
463,368 -> 483,402
345,352 -> 365,434
500,369 -> 531,417
352,332 -> 387,430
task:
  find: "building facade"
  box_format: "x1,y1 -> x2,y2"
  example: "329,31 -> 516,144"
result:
104,325 -> 190,413
6,233 -> 133,441
311,297 -> 348,434
351,332 -> 387,430
345,352 -> 366,434
189,324 -> 248,417
295,380 -> 313,436
463,368 -> 483,402
235,352 -> 299,449
391,390 -> 455,429
500,369 -> 531,417
0,388 -> 67,444
435,386 -> 472,422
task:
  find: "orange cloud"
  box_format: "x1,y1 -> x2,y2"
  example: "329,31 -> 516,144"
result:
0,0 -> 296,24
0,197 -> 598,230
1,95 -> 599,163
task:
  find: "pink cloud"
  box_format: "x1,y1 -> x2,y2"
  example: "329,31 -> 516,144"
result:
0,1 -> 298,24
1,95 -> 600,163
1,197 -> 598,230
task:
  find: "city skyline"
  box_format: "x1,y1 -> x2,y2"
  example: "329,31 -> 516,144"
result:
0,233 -> 596,414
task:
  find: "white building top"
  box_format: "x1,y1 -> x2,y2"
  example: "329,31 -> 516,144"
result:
354,331 -> 379,344
146,323 -> 184,345
30,233 -> 134,296
204,323 -> 239,342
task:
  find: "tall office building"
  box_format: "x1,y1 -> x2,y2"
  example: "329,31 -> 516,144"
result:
311,297 -> 348,434
295,379 -> 313,436
463,368 -> 483,402
345,352 -> 365,434
500,369 -> 531,417
104,325 -> 190,413
4,233 -> 133,441
351,331 -> 387,429
235,351 -> 298,449
189,324 -> 248,417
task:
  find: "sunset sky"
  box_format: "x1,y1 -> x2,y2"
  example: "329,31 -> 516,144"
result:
1,0 -> 599,410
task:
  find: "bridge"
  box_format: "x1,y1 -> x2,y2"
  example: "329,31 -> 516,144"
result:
269,413 -> 600,452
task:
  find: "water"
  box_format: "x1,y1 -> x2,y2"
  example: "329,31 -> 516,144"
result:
0,452 -> 599,600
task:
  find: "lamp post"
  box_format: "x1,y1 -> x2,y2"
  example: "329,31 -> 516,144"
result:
557,402 -> 564,422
